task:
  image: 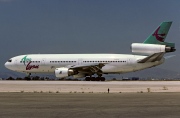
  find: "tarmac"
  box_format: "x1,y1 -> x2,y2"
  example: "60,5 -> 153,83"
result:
0,92 -> 180,118
0,81 -> 180,93
0,81 -> 180,118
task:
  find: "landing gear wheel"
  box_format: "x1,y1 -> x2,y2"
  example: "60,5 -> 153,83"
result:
95,77 -> 101,81
85,77 -> 90,81
91,77 -> 96,81
95,77 -> 100,81
100,77 -> 105,81
25,73 -> 31,81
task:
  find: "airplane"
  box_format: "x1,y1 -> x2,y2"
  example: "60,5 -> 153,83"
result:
5,21 -> 176,81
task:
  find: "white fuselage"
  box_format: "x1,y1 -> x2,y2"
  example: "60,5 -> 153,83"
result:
5,54 -> 164,75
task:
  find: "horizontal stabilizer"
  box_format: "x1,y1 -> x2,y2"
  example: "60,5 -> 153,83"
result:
138,52 -> 165,63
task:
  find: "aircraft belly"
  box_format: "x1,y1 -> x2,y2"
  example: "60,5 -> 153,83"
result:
102,65 -> 132,73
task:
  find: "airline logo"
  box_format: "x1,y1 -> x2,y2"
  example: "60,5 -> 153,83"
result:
21,55 -> 39,70
26,62 -> 39,70
153,26 -> 166,42
21,56 -> 31,65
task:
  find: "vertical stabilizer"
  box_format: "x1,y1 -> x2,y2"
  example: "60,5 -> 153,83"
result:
143,21 -> 175,47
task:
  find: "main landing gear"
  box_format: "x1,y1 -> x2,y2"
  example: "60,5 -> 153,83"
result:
85,77 -> 105,81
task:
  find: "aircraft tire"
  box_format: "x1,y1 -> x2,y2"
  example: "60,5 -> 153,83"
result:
91,77 -> 96,81
96,77 -> 101,81
100,77 -> 105,81
25,77 -> 31,81
85,77 -> 90,81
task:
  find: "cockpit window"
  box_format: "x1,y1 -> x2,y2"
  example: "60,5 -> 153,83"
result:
8,59 -> 12,62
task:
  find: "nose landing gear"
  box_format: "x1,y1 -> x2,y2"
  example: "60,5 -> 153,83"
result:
25,73 -> 31,81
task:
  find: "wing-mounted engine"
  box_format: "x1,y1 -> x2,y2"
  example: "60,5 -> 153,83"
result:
131,43 -> 175,56
55,67 -> 78,78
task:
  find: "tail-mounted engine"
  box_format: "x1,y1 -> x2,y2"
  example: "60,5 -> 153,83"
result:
131,43 -> 175,56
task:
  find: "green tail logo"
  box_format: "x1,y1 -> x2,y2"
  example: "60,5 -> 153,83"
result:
152,26 -> 166,42
143,21 -> 175,47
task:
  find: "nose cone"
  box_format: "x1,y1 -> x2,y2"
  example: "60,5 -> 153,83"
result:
4,62 -> 7,68
5,62 -> 13,70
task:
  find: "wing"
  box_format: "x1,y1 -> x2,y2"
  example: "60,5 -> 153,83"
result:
138,52 -> 165,63
66,63 -> 106,75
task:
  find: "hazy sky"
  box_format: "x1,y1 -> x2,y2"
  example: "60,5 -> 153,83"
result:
0,0 -> 180,72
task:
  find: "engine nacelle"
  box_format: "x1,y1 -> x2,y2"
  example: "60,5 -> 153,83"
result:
55,67 -> 77,78
131,43 -> 175,56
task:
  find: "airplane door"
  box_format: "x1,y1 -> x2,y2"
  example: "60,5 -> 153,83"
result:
41,58 -> 46,65
15,59 -> 18,65
78,59 -> 82,65
127,58 -> 131,65
127,57 -> 136,71
15,59 -> 20,69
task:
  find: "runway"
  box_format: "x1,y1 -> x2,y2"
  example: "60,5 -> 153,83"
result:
0,81 -> 180,118
0,92 -> 180,118
0,81 -> 180,93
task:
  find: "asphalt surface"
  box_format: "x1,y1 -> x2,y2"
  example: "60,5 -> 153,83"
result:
0,93 -> 180,118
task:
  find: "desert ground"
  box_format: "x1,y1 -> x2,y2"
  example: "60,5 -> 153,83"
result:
0,81 -> 180,118
0,81 -> 179,93
0,92 -> 180,118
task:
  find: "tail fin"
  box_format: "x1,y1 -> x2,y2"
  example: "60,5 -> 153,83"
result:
143,21 -> 175,48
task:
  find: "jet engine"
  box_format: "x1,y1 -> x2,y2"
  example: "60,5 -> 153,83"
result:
131,43 -> 175,55
55,67 -> 77,78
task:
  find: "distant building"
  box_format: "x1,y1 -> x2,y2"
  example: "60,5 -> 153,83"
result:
122,78 -> 131,81
131,77 -> 139,80
122,77 -> 139,81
